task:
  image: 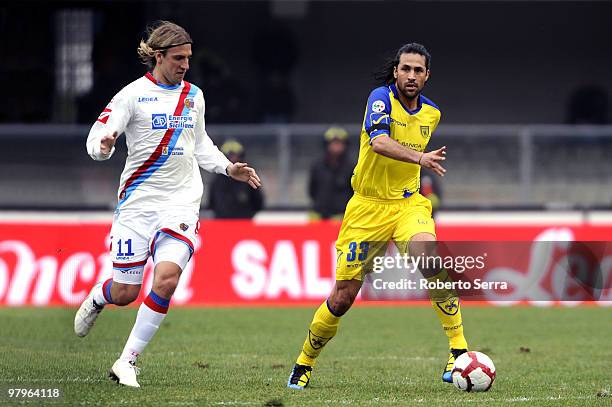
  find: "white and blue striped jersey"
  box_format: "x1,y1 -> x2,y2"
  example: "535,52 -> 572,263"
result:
86,72 -> 231,213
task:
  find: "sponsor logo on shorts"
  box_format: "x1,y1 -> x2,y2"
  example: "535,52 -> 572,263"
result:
346,262 -> 364,269
115,255 -> 134,261
118,268 -> 141,275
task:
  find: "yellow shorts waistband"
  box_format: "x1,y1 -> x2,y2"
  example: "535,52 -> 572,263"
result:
353,192 -> 419,205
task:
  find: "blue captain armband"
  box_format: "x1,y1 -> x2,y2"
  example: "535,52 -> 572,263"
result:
367,116 -> 391,141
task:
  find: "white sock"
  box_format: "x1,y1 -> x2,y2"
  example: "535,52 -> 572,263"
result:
93,279 -> 113,307
119,291 -> 169,362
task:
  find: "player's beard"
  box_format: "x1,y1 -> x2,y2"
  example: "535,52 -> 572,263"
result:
399,84 -> 421,103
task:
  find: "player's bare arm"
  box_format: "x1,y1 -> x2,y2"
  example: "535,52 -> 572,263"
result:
371,136 -> 447,176
227,162 -> 262,189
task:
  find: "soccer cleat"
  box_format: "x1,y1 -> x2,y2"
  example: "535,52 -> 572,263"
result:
442,348 -> 468,383
74,282 -> 104,337
109,359 -> 140,388
287,364 -> 312,390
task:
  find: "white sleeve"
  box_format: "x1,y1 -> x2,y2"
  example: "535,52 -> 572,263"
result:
194,93 -> 231,175
86,88 -> 132,161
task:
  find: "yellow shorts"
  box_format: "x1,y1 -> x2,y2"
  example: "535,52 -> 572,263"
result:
335,192 -> 436,281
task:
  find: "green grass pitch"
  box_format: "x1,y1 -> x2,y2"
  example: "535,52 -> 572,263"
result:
0,306 -> 610,406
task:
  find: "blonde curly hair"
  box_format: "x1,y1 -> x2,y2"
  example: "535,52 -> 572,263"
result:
137,21 -> 192,69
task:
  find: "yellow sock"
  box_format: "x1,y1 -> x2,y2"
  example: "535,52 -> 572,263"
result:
426,270 -> 468,350
296,301 -> 341,367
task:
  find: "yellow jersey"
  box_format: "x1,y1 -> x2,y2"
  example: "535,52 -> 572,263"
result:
351,84 -> 441,200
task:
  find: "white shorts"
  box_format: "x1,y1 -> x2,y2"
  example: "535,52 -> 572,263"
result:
110,209 -> 199,285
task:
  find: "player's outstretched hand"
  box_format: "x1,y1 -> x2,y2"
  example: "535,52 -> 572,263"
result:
227,162 -> 262,189
420,146 -> 447,176
100,131 -> 118,155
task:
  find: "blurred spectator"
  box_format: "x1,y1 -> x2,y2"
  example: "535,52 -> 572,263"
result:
566,85 -> 609,124
208,140 -> 264,219
308,126 -> 355,220
420,169 -> 443,218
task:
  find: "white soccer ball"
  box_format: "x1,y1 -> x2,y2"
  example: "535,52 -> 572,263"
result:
451,351 -> 496,392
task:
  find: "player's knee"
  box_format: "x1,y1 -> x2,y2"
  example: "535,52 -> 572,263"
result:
410,233 -> 437,257
329,294 -> 353,315
328,282 -> 360,315
153,273 -> 180,299
410,233 -> 441,278
111,284 -> 140,306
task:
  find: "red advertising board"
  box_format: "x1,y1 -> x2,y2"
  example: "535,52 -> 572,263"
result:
0,220 -> 610,306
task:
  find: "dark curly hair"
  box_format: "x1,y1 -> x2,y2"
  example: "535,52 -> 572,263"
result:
374,43 -> 431,85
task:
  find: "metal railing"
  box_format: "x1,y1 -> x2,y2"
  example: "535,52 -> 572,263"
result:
0,124 -> 611,209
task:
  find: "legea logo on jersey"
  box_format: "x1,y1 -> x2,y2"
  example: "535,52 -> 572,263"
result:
151,113 -> 194,130
152,114 -> 168,129
138,96 -> 159,103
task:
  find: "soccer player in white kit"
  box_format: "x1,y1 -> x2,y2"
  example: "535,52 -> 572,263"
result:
74,21 -> 261,388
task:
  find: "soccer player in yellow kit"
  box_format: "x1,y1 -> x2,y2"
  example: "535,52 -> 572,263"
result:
288,43 -> 468,389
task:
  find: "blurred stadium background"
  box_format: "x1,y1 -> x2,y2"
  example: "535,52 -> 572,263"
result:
1,1 -> 611,404
1,0 -> 611,212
